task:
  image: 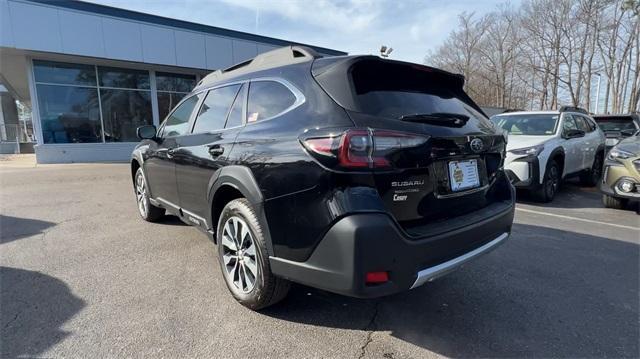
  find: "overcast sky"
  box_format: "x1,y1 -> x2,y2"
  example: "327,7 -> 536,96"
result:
87,0 -> 519,64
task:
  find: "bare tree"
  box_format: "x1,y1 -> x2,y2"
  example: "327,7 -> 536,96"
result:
425,0 -> 639,113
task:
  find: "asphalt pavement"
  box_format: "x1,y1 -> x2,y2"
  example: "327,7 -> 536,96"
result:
1,160 -> 638,358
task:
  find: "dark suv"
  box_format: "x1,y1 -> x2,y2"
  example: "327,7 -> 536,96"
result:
131,46 -> 515,310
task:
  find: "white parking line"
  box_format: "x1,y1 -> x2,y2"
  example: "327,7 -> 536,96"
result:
516,207 -> 639,231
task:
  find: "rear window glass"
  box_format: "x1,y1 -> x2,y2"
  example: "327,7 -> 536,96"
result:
594,117 -> 637,132
350,61 -> 487,121
492,114 -> 559,135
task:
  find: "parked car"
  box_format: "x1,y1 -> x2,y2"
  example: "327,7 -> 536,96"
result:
600,134 -> 640,209
491,107 -> 606,202
131,46 -> 515,310
592,113 -> 640,151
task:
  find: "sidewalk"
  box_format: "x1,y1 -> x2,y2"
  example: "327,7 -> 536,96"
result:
0,154 -> 37,168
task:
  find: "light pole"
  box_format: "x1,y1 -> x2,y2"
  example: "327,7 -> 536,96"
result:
594,72 -> 602,114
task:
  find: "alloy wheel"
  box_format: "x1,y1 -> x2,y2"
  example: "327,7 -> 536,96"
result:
221,216 -> 258,293
546,166 -> 559,198
135,172 -> 148,217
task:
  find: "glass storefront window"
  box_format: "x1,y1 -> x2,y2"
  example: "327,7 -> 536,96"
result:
98,67 -> 152,142
36,84 -> 102,143
33,60 -> 197,143
99,67 -> 150,89
100,89 -> 153,142
156,72 -> 196,92
33,60 -> 96,87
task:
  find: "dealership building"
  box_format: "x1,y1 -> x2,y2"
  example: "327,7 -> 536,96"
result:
0,0 -> 345,163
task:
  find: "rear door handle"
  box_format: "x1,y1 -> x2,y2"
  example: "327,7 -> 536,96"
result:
208,145 -> 224,157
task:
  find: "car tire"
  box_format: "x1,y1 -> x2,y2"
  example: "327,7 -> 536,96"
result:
217,198 -> 290,310
534,160 -> 560,203
134,167 -> 165,222
602,194 -> 627,209
580,151 -> 604,187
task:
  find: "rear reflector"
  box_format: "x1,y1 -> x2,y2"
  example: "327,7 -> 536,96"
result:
365,271 -> 389,284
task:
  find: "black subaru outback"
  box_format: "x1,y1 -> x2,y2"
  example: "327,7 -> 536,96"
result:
131,46 -> 515,310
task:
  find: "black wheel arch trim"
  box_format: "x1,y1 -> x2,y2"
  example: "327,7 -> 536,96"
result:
130,151 -> 150,195
207,165 -> 275,256
548,147 -> 565,177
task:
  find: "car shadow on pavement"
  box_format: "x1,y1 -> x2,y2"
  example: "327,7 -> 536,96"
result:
157,215 -> 188,226
263,223 -> 639,358
516,178 -> 606,208
0,267 -> 85,358
0,215 -> 56,244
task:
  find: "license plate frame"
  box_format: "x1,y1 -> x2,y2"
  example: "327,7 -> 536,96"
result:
448,159 -> 480,192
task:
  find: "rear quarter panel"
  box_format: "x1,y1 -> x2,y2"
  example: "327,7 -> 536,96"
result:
227,64 -> 357,261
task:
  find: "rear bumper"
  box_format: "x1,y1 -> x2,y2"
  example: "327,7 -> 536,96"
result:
269,202 -> 514,298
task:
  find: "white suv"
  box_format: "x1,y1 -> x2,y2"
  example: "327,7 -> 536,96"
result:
491,107 -> 606,202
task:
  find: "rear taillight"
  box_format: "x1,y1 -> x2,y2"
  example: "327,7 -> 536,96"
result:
303,129 -> 429,170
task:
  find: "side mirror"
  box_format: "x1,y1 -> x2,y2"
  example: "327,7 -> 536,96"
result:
564,129 -> 585,139
137,125 -> 157,140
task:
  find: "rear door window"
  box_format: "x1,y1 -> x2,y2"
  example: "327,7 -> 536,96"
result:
225,85 -> 246,128
563,114 -> 578,133
192,84 -> 241,133
247,81 -> 297,123
582,116 -> 597,131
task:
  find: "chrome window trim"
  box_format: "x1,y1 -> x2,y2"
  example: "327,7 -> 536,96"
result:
164,76 -> 305,137
196,77 -> 305,126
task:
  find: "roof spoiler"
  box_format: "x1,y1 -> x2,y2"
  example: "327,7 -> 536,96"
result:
312,56 -> 486,116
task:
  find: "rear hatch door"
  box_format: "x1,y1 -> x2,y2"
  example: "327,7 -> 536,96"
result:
313,57 -> 509,233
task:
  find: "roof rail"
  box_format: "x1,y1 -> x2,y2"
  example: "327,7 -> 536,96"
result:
197,46 -> 321,88
559,106 -> 588,114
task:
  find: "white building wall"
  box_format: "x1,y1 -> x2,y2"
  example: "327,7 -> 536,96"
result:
0,0 -> 15,47
141,25 -> 176,66
0,0 -> 344,163
35,143 -> 138,163
59,11 -> 106,58
1,0 -> 336,71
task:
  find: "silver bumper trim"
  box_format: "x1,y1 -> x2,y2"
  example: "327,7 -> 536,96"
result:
410,232 -> 509,289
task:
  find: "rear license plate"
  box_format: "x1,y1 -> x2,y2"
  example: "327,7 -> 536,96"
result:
448,159 -> 480,192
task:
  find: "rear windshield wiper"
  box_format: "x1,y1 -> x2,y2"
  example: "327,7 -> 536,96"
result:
398,112 -> 470,127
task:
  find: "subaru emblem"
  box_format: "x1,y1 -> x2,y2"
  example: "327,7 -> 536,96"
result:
470,138 -> 484,153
